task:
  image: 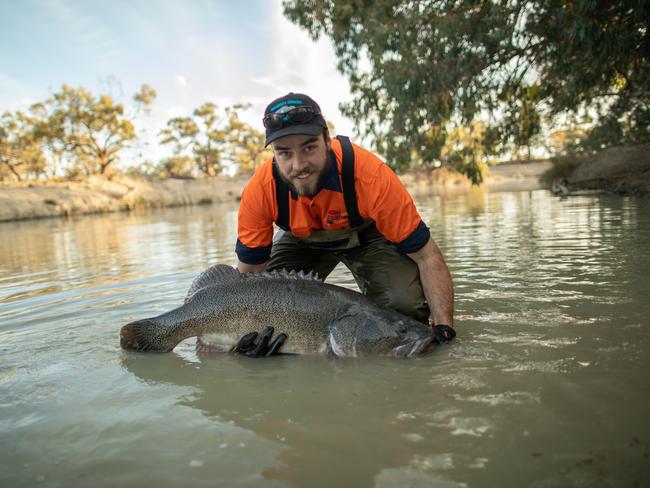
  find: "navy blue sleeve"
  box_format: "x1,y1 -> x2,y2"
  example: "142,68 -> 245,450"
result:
236,239 -> 272,265
395,220 -> 431,253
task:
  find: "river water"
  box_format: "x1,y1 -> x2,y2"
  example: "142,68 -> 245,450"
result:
1,189 -> 649,487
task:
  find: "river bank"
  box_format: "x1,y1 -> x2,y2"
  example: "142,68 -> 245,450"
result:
0,175 -> 247,222
1,145 -> 646,223
549,144 -> 650,196
0,166 -> 547,223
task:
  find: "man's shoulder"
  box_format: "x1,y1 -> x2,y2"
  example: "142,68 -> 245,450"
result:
241,157 -> 276,205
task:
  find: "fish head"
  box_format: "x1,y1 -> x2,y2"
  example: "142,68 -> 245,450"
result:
120,319 -> 176,352
328,314 -> 434,358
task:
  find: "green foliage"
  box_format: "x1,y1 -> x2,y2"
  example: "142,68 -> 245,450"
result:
160,103 -> 269,176
283,0 -> 649,182
0,111 -> 47,181
440,121 -> 488,185
160,103 -> 224,176
133,84 -> 157,113
155,156 -> 196,178
541,154 -> 586,185
29,84 -> 156,175
223,105 -> 271,175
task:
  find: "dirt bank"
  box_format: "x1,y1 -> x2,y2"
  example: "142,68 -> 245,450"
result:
0,161 -> 553,223
0,175 -> 247,222
401,160 -> 552,197
548,144 -> 650,196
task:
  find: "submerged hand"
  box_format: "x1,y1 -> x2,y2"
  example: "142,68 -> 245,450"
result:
432,324 -> 456,344
233,326 -> 288,357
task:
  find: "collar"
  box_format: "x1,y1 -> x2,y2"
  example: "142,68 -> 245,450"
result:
290,149 -> 341,200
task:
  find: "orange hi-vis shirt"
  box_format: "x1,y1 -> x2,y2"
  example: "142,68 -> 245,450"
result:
236,138 -> 430,264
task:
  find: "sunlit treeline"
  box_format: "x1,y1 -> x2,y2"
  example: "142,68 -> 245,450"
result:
0,84 -> 271,182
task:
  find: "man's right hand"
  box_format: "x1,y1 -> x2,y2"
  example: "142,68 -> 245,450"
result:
233,326 -> 288,357
432,324 -> 456,344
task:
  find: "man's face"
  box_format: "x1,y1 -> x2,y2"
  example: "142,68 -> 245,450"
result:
271,133 -> 331,197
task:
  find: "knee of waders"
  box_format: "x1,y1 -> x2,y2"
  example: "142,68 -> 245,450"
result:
374,287 -> 430,324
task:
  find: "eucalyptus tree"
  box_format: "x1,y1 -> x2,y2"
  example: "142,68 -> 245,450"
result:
283,0 -> 649,182
30,84 -> 156,175
160,103 -> 270,176
160,103 -> 225,177
223,104 -> 270,175
0,111 -> 47,181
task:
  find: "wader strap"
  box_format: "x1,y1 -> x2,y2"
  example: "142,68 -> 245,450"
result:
272,161 -> 290,231
336,135 -> 364,229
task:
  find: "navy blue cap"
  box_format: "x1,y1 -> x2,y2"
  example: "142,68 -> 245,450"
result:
263,93 -> 328,146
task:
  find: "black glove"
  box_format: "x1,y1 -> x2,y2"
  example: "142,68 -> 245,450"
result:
432,324 -> 456,344
233,326 -> 288,357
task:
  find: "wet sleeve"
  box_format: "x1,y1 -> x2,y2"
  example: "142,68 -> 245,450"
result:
363,163 -> 430,253
236,180 -> 275,264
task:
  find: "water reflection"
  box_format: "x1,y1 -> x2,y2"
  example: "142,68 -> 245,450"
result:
120,351 -> 465,486
0,203 -> 240,323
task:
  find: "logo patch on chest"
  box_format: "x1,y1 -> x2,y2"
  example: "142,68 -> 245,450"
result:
326,210 -> 342,224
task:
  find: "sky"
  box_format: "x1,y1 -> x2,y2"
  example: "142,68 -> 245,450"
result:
0,0 -> 355,167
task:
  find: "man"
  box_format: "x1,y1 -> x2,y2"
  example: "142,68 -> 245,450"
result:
234,93 -> 454,356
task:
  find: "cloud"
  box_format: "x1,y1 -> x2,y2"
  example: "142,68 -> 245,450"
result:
0,72 -> 34,110
0,1 -> 359,162
0,72 -> 23,92
36,0 -> 121,63
263,3 -> 355,137
250,76 -> 274,87
174,75 -> 188,88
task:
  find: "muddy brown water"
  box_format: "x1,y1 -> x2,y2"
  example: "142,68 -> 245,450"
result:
1,189 -> 649,487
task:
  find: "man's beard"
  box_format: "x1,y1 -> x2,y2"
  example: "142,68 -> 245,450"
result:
278,162 -> 330,198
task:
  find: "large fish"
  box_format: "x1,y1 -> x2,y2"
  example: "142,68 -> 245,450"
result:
120,264 -> 435,357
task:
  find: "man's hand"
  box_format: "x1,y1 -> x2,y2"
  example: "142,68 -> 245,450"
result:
233,326 -> 288,357
432,324 -> 456,344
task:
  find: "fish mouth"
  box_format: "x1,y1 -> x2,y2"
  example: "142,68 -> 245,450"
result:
392,335 -> 435,358
120,320 -> 173,352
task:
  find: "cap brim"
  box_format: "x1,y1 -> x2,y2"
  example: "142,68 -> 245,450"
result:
265,123 -> 325,146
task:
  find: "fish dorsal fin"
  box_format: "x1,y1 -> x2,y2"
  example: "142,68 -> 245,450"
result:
184,264 -> 241,303
240,268 -> 323,283
184,266 -> 322,303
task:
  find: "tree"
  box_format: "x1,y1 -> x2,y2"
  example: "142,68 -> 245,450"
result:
31,84 -> 156,175
160,103 -> 225,176
0,111 -> 47,182
155,156 -> 196,178
223,105 -> 271,175
440,121 -> 488,185
283,0 -> 649,182
160,103 -> 270,176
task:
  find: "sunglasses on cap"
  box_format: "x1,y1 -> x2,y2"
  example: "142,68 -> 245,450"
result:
262,106 -> 321,130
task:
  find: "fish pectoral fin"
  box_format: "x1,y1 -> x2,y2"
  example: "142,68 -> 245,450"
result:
326,339 -> 340,359
327,310 -> 365,358
326,330 -> 345,358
